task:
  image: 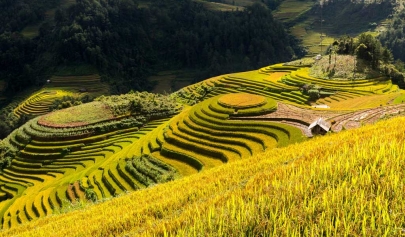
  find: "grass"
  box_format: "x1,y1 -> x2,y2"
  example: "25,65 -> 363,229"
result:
38,101 -> 115,127
2,116 -> 405,236
393,90 -> 405,104
309,55 -> 380,79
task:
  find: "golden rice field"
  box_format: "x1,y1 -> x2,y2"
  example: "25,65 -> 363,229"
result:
12,74 -> 110,119
2,116 -> 405,236
0,62 -> 404,231
218,93 -> 266,108
316,92 -> 401,110
13,89 -> 74,118
46,74 -> 110,95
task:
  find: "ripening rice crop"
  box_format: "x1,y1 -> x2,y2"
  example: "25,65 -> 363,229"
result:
156,94 -> 304,175
13,89 -> 74,118
217,93 -> 266,108
2,116 -> 405,236
0,92 -> 182,229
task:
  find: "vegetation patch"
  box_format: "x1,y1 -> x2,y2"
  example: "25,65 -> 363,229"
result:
218,93 -> 266,109
393,92 -> 405,104
309,55 -> 379,79
96,91 -> 182,117
38,101 -> 114,128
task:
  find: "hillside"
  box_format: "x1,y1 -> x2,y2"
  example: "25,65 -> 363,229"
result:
0,0 -> 302,98
0,58 -> 405,230
1,0 -> 405,235
1,115 -> 405,236
274,0 -> 393,57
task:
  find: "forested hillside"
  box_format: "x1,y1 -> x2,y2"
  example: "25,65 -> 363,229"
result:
0,0 -> 303,96
379,4 -> 405,70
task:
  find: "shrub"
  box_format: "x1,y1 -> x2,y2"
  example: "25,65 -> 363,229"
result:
0,140 -> 15,169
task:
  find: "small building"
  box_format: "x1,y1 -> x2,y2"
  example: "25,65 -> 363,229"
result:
308,117 -> 330,135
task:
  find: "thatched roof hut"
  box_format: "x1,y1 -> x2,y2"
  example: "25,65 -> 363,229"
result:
308,117 -> 330,135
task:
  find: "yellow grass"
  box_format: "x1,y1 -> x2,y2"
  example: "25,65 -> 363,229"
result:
2,116 -> 405,236
218,93 -> 266,108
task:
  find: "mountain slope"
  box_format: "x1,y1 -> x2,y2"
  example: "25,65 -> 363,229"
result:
1,115 -> 404,236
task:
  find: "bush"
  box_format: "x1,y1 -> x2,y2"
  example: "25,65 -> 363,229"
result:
0,141 -> 15,170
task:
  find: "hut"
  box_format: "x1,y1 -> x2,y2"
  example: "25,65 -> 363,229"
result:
308,117 -> 330,135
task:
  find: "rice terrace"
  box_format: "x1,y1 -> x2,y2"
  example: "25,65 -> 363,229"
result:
1,53 -> 405,235
1,0 -> 405,236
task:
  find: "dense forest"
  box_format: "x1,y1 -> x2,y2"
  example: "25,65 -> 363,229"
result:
0,0 -> 304,95
379,8 -> 405,71
311,0 -> 392,34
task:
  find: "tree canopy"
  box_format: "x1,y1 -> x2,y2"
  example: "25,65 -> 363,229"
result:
0,0 -> 304,95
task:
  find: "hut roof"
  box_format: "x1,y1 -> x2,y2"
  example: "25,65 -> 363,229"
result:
308,117 -> 330,131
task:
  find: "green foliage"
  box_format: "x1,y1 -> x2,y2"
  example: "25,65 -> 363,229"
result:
379,9 -> 405,63
83,188 -> 97,202
333,33 -> 394,71
49,95 -> 94,111
0,99 -> 34,139
0,0 -> 303,95
173,83 -> 216,105
307,89 -> 320,100
0,140 -> 15,169
95,91 -> 181,116
315,0 -> 392,35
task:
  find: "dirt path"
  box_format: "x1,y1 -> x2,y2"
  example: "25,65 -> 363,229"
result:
234,102 -> 405,137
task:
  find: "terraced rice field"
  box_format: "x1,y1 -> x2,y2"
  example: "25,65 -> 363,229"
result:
46,74 -> 109,94
176,63 -> 395,108
195,0 -> 242,11
281,67 -> 397,95
272,0 -> 313,23
175,63 -> 402,135
0,115 -> 174,228
315,92 -> 400,109
13,74 -> 110,119
158,94 -> 303,174
3,115 -> 405,236
272,0 -> 332,56
13,90 -> 74,118
0,63 -> 403,229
